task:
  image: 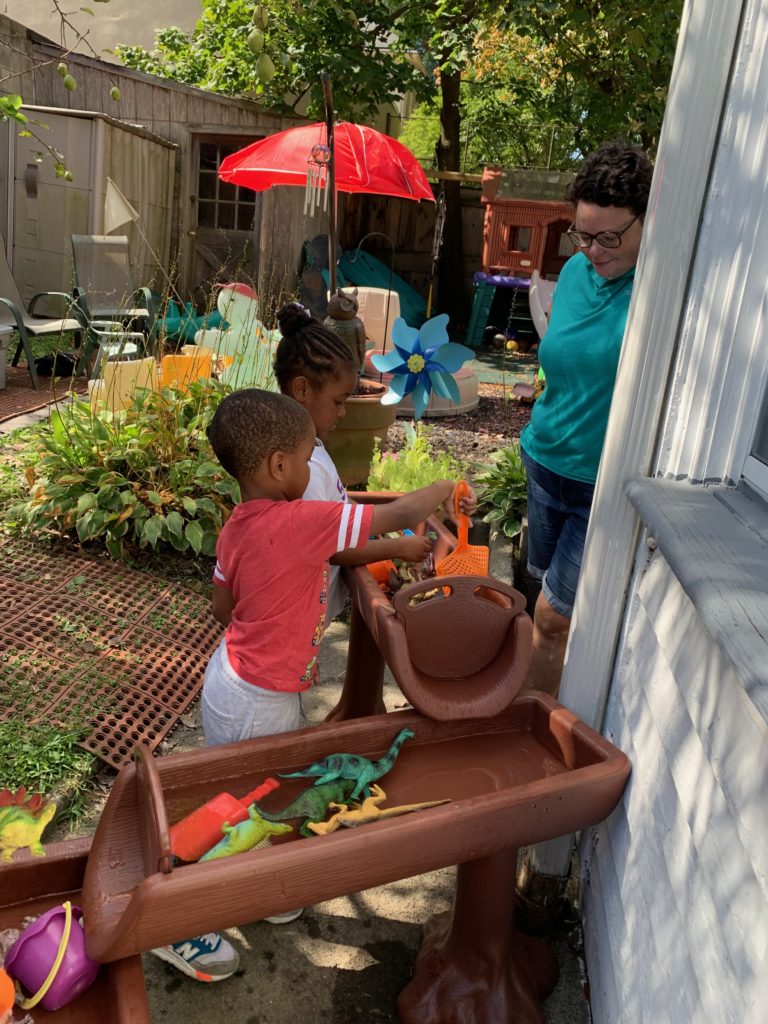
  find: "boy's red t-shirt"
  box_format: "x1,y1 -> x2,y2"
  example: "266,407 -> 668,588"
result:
213,498 -> 374,691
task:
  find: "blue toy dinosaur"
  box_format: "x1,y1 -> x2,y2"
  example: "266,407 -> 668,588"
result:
279,728 -> 415,800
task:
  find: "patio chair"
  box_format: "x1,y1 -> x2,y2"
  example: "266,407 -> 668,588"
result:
70,235 -> 158,370
529,270 -> 556,340
0,240 -> 82,389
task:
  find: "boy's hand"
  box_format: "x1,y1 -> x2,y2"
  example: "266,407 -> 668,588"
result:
456,483 -> 478,518
442,482 -> 478,519
391,533 -> 433,562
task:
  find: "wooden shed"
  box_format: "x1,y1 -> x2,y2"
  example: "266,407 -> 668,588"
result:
0,14 -> 303,302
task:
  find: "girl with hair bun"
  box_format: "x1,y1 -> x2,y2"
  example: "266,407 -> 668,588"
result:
274,301 -> 448,621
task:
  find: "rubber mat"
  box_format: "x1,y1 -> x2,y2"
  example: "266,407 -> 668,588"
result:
0,366 -> 88,425
0,540 -> 220,769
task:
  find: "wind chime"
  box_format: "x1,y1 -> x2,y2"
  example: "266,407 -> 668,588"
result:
303,142 -> 332,215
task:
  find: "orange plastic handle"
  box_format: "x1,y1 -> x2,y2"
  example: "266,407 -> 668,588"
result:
453,481 -> 470,548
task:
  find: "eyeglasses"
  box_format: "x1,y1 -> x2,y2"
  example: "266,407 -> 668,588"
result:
566,216 -> 639,249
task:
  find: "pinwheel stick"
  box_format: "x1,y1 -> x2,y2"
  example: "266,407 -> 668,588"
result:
321,73 -> 338,293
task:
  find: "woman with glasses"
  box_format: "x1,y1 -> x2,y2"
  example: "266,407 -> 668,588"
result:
519,141 -> 654,696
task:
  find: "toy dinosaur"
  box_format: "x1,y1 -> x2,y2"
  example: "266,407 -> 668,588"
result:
199,805 -> 293,861
255,778 -> 357,837
305,784 -> 450,836
279,727 -> 416,800
0,786 -> 56,862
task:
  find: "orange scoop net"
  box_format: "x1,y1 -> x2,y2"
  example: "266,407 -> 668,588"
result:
436,481 -> 490,577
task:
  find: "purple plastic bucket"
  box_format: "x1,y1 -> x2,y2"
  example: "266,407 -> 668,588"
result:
5,903 -> 101,1011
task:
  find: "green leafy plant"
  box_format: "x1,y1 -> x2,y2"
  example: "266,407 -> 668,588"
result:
473,442 -> 528,539
14,379 -> 238,560
367,421 -> 468,493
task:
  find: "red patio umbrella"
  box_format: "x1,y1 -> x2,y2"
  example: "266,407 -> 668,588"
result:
218,121 -> 435,203
219,85 -> 434,294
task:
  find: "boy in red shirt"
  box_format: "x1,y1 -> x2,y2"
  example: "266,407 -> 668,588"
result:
153,388 -> 467,981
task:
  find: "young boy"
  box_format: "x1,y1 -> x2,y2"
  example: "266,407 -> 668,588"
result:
153,389 -> 464,981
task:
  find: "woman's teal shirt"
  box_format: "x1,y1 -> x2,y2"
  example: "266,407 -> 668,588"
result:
520,253 -> 635,484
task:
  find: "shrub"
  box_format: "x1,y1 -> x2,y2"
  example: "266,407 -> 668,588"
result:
14,380 -> 238,560
473,442 -> 528,539
367,421 -> 468,492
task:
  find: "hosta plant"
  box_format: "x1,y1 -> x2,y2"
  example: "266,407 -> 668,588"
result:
367,421 -> 467,493
15,380 -> 238,561
473,442 -> 528,540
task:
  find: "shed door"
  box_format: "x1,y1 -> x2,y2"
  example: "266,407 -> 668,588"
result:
191,136 -> 262,295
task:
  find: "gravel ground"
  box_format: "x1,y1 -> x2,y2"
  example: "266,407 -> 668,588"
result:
385,384 -> 532,468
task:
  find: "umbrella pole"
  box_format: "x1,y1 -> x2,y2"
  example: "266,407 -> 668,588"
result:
322,73 -> 337,294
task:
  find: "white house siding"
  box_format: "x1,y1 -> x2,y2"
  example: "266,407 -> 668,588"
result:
568,0 -> 768,1019
583,547 -> 768,1023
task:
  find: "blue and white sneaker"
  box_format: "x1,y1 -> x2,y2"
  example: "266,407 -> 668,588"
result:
150,932 -> 239,982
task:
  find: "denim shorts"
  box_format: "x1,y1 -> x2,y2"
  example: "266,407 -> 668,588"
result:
521,447 -> 595,618
201,638 -> 305,747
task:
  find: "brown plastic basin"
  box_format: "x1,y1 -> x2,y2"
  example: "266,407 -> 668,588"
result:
82,695 -> 629,964
0,837 -> 150,1022
329,495 -> 533,722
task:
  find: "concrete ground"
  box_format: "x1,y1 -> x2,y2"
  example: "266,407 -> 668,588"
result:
140,539 -> 591,1024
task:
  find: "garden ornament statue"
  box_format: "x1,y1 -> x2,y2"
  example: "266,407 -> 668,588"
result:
194,282 -> 280,391
324,286 -> 367,372
305,784 -> 450,836
371,314 -> 474,420
279,727 -> 415,799
255,779 -> 357,837
198,805 -> 293,861
0,787 -> 56,862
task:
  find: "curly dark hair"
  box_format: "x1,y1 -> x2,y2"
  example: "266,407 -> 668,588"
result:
273,301 -> 356,392
566,141 -> 654,217
206,388 -> 312,480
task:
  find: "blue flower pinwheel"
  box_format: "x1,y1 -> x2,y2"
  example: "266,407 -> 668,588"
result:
370,314 -> 474,420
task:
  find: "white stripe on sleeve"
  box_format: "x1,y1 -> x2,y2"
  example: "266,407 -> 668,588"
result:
348,503 -> 364,548
337,502 -> 353,551
213,561 -> 226,582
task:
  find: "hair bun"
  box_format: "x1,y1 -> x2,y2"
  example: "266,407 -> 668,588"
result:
277,301 -> 313,337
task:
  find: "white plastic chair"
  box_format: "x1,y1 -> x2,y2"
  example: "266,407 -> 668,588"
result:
529,270 -> 556,340
355,287 -> 401,351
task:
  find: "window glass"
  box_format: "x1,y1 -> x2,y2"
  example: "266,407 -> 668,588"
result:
507,226 -> 531,252
196,139 -> 258,232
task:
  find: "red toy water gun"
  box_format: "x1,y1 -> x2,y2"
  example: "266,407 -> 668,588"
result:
170,777 -> 280,862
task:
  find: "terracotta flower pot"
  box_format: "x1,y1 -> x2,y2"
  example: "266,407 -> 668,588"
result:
323,380 -> 397,486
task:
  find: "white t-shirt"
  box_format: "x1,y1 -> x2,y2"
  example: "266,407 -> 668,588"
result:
303,439 -> 350,621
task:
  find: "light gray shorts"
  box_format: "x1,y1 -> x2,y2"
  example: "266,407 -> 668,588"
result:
201,638 -> 304,747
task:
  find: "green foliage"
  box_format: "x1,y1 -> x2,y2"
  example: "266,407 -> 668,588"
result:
473,442 -> 528,539
498,0 -> 684,155
116,0 -> 433,121
367,421 -> 467,492
0,719 -> 95,794
14,380 -> 238,561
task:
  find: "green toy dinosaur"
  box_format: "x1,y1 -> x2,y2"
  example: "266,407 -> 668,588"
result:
0,786 -> 56,863
279,728 -> 416,800
256,779 -> 357,837
199,805 -> 293,861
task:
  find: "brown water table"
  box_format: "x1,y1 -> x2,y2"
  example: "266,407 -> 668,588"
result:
80,700 -> 628,1023
0,838 -> 150,1023
327,492 -> 533,723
